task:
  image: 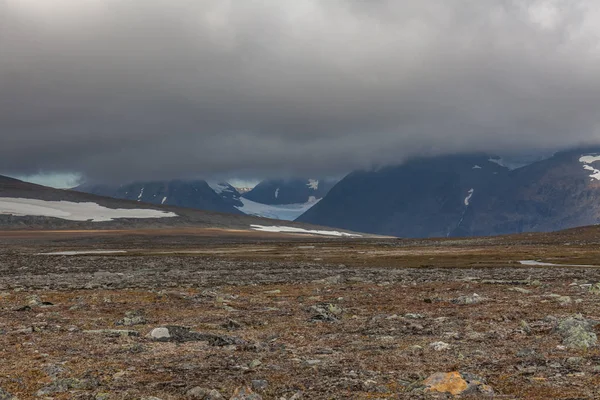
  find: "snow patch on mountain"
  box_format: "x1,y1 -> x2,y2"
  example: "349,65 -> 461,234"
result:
472,165 -> 482,169
579,155 -> 600,181
307,179 -> 319,190
236,197 -> 320,221
464,189 -> 474,206
275,188 -> 279,198
137,187 -> 144,201
0,198 -> 177,222
250,224 -> 361,237
208,182 -> 233,195
488,158 -> 507,168
161,196 -> 167,205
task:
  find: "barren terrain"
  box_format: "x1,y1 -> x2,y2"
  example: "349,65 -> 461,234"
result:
3,227 -> 600,399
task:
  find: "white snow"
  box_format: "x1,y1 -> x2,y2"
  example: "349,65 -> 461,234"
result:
38,250 -> 127,256
488,158 -> 507,168
472,165 -> 482,169
250,224 -> 362,237
307,179 -> 319,190
161,196 -> 167,205
275,188 -> 280,198
0,198 -> 178,222
520,260 -> 598,267
236,197 -> 319,221
137,187 -> 144,201
208,182 -> 232,195
579,155 -> 600,181
464,188 -> 474,206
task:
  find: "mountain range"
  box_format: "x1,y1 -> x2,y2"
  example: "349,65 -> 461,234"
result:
13,148 -> 600,238
298,148 -> 600,238
78,178 -> 337,221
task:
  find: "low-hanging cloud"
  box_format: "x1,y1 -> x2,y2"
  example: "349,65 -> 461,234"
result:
1,0 -> 600,182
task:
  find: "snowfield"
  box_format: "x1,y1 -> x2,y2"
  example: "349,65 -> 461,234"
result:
0,198 -> 178,222
236,197 -> 320,221
579,155 -> 600,181
250,224 -> 362,237
38,250 -> 127,256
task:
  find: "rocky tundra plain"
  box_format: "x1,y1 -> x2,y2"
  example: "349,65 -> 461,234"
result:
3,227 -> 600,399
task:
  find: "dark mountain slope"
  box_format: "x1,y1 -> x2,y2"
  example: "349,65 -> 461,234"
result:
242,178 -> 336,205
77,180 -> 242,215
298,154 -> 507,237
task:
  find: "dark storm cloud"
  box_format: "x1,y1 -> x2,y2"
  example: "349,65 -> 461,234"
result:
1,0 -> 600,182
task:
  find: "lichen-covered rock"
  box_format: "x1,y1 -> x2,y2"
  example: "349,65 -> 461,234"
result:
308,303 -> 343,322
556,315 -> 598,349
36,378 -> 97,396
423,371 -> 493,396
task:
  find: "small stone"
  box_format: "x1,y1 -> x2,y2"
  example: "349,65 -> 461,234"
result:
249,359 -> 262,369
508,287 -> 532,294
150,327 -> 171,340
187,387 -> 225,399
263,289 -> 281,294
423,371 -> 493,396
251,380 -> 268,392
430,341 -> 451,351
567,357 -> 584,366
116,316 -> 147,326
452,293 -> 485,305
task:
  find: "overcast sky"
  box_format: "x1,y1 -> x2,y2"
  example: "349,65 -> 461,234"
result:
2,0 -> 600,184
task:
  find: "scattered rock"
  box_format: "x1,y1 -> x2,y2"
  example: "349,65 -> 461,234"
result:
423,371 -> 493,396
149,327 -> 171,340
116,311 -> 147,326
186,387 -> 224,399
508,287 -> 532,294
0,388 -> 16,400
230,386 -> 262,400
251,380 -> 268,392
430,341 -> 451,351
590,283 -> 600,295
36,378 -> 97,396
452,293 -> 485,305
553,295 -> 572,306
308,303 -> 343,322
556,315 -> 598,349
149,326 -> 245,346
222,319 -> 243,331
